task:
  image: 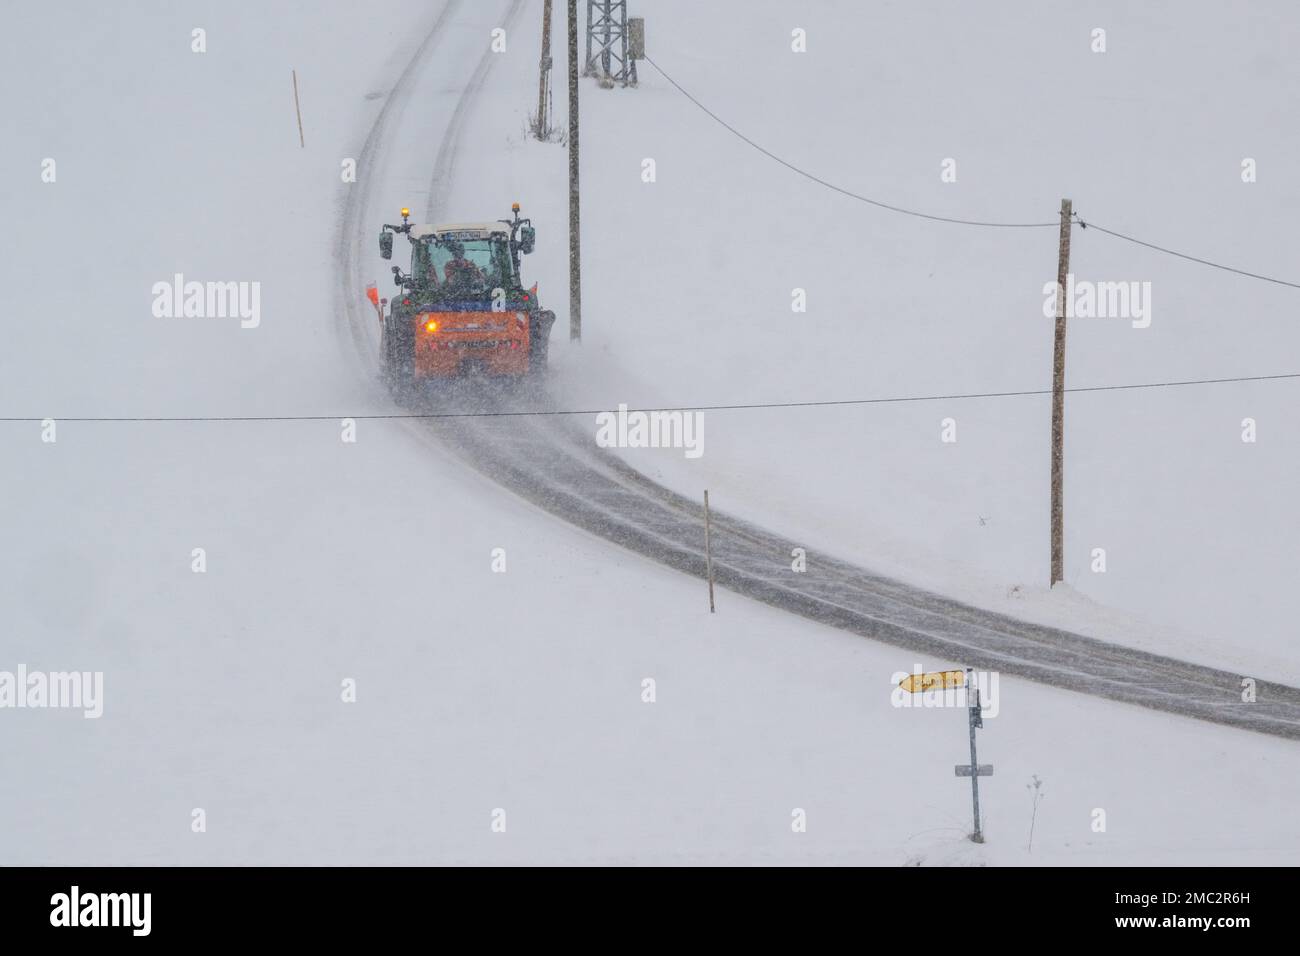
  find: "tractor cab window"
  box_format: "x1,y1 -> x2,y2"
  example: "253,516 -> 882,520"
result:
412,242 -> 439,288
426,237 -> 515,294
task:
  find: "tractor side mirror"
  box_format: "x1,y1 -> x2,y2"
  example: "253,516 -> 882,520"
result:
519,225 -> 536,254
379,231 -> 394,259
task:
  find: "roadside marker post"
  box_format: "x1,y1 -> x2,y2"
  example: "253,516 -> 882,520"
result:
702,489 -> 716,613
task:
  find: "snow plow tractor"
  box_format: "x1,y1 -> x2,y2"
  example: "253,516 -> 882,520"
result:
377,203 -> 555,390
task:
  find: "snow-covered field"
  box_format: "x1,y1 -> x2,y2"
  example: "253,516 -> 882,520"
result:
2,0 -> 1297,865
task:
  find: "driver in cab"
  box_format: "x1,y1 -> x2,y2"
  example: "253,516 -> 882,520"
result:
443,240 -> 486,290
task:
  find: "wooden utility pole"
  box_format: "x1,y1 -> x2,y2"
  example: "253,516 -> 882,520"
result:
534,0 -> 553,139
1050,199 -> 1072,586
703,490 -> 716,613
567,0 -> 582,341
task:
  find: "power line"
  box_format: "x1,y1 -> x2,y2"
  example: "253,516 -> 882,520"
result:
640,55 -> 1058,229
643,55 -> 1300,291
6,370 -> 1297,423
1075,216 -> 1300,290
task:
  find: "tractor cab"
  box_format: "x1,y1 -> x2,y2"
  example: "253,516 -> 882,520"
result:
381,205 -> 537,309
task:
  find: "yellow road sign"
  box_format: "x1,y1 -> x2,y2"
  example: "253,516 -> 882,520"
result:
898,670 -> 965,693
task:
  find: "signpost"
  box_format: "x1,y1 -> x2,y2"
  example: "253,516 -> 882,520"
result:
898,669 -> 963,694
898,666 -> 992,843
953,668 -> 991,843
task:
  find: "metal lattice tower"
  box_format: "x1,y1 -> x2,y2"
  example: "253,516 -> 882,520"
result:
584,1 -> 636,85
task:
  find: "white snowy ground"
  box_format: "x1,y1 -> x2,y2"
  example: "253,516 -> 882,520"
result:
1,0 -> 1296,865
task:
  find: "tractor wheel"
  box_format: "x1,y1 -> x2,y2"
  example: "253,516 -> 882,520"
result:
382,314 -> 416,399
528,309 -> 556,375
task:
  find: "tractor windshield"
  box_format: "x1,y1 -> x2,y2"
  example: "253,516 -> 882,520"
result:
412,237 -> 515,296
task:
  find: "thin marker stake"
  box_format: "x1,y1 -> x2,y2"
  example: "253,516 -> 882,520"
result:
703,490 -> 716,613
292,69 -> 305,148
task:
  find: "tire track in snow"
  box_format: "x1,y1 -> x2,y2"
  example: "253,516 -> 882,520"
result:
334,0 -> 465,371
336,1 -> 1300,741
